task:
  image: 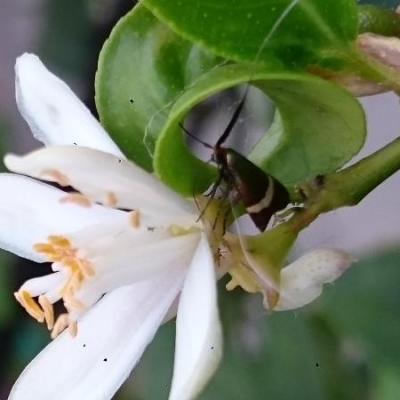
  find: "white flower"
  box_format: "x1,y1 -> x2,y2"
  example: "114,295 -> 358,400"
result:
3,53 -> 356,400
3,54 -> 222,400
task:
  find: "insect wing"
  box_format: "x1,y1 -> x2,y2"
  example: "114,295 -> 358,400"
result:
225,148 -> 290,231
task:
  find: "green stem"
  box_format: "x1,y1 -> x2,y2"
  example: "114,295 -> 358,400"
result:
332,136 -> 400,204
291,136 -> 400,230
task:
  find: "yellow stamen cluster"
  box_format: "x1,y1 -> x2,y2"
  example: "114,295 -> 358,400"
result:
14,235 -> 95,339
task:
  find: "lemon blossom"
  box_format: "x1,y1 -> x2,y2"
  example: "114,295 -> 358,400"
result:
2,53 -> 356,400
4,53 -> 222,400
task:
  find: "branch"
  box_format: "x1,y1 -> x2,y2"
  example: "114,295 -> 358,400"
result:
291,136 -> 400,231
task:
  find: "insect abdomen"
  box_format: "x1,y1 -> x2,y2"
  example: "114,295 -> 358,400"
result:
225,148 -> 290,231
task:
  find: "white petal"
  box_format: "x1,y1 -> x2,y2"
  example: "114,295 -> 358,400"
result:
274,249 -> 355,311
90,232 -> 201,290
169,234 -> 222,400
9,268 -> 187,400
15,53 -> 124,157
0,173 -> 123,262
76,232 -> 201,308
70,221 -> 171,255
5,146 -> 198,222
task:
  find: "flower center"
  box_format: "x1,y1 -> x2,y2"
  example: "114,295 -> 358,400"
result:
14,235 -> 95,339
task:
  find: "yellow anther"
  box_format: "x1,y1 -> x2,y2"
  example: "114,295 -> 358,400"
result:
79,259 -> 95,276
60,255 -> 77,268
15,290 -> 45,323
69,320 -> 78,337
48,235 -> 71,247
50,314 -> 78,339
105,191 -> 118,207
130,210 -> 141,228
33,243 -> 55,253
64,292 -> 85,312
51,314 -> 70,339
60,192 -> 91,208
38,295 -> 55,330
34,235 -> 76,265
41,169 -> 70,186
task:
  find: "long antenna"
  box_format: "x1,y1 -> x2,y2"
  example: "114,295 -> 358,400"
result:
215,85 -> 251,148
179,122 -> 213,149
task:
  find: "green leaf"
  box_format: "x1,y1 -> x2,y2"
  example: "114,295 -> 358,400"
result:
96,4 -> 223,170
249,75 -> 366,185
141,0 -> 358,68
154,63 -> 366,195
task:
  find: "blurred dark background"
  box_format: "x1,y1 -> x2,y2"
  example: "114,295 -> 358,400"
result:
1,1 -> 400,399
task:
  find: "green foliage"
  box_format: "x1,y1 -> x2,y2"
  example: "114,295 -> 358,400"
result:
155,64 -> 365,194
97,2 -> 367,194
248,73 -> 366,185
96,5 -> 222,171
141,0 -> 358,68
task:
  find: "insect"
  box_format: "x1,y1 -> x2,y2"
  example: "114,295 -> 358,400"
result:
183,91 -> 290,231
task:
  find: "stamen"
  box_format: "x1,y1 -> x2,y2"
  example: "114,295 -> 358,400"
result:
63,292 -> 85,311
59,273 -> 81,296
38,295 -> 55,330
49,235 -> 71,247
41,168 -> 70,186
51,314 -> 78,339
34,243 -> 55,253
78,259 -> 95,276
130,210 -> 141,228
15,290 -> 45,322
51,314 -> 70,339
60,192 -> 91,208
105,191 -> 118,207
34,235 -> 74,263
30,234 -> 96,339
69,320 -> 78,337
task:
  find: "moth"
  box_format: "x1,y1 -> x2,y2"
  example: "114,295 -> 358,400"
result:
183,91 -> 290,231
